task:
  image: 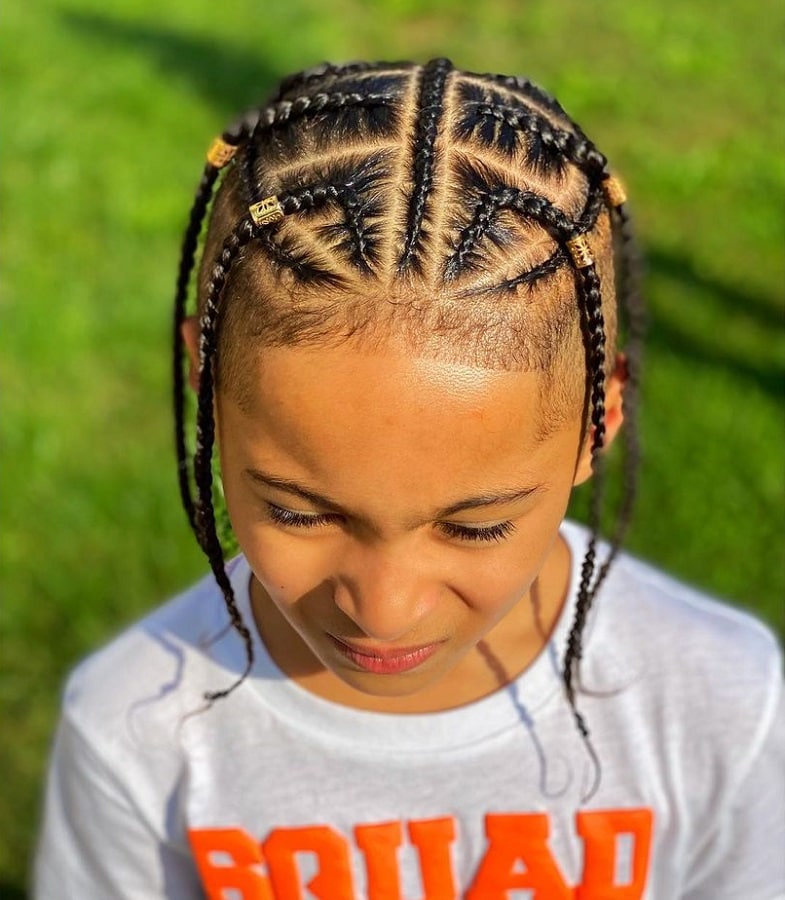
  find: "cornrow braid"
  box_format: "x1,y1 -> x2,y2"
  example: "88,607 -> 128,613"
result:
277,183 -> 345,214
257,91 -> 396,129
399,58 -> 452,271
239,91 -> 397,209
579,177 -> 608,230
255,184 -> 358,283
464,103 -> 607,174
222,109 -> 262,146
445,188 -> 507,280
469,187 -> 592,249
321,185 -> 375,273
480,72 -> 577,129
270,61 -> 379,101
478,248 -> 567,295
445,183 -> 599,284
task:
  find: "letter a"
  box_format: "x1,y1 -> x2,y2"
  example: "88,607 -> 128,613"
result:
188,828 -> 273,900
467,814 -> 571,899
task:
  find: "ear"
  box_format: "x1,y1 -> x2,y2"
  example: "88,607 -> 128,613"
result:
573,353 -> 628,486
181,316 -> 201,392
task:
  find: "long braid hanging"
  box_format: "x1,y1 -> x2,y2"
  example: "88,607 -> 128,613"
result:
483,176 -> 612,795
537,178 -> 610,797
561,172 -> 644,799
193,217 -> 258,701
175,120 -> 263,700
173,164 -> 221,531
588,186 -> 645,594
173,126 -> 248,531
455,138 -> 615,791
561,239 -> 607,799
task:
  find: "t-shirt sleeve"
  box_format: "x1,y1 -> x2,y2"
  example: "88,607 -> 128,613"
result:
33,715 -> 202,900
682,668 -> 785,900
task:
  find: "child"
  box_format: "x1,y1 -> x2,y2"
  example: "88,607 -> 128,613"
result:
35,60 -> 783,898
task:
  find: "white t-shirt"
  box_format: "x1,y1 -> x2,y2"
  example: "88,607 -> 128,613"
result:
34,521 -> 785,899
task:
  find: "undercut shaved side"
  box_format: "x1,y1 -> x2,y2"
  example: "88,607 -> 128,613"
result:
172,60 -> 645,787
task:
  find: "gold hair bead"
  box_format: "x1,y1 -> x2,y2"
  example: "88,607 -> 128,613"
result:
602,174 -> 627,208
206,137 -> 238,169
249,196 -> 285,227
566,235 -> 593,269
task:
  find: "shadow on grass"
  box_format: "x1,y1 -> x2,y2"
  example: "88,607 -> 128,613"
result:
0,881 -> 28,900
647,246 -> 785,401
649,247 -> 782,331
62,11 -> 283,115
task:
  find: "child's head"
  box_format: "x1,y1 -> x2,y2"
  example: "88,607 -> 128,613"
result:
173,59 -> 642,722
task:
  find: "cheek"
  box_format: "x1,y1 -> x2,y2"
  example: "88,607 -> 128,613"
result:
454,501 -> 569,617
239,528 -> 332,612
435,512 -> 566,628
222,490 -> 331,611
454,543 -> 545,619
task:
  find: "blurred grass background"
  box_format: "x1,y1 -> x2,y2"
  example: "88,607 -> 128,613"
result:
1,0 -> 783,893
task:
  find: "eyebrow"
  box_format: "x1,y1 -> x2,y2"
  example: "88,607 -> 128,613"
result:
244,468 -> 543,519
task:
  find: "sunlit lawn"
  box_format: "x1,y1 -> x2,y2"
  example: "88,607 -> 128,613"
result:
2,0 -> 783,892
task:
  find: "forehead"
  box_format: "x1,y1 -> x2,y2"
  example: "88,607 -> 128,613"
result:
217,343 -> 583,504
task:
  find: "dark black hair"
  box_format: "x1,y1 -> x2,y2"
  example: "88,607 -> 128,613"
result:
171,59 -> 644,781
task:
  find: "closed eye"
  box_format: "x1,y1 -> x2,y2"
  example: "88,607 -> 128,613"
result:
266,503 -> 517,544
266,503 -> 338,529
438,520 -> 516,543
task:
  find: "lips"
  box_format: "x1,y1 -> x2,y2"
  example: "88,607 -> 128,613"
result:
328,636 -> 441,674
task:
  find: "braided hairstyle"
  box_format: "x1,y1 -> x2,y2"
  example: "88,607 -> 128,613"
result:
172,60 -> 645,757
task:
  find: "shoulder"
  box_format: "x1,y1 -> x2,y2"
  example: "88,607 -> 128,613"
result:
601,542 -> 781,688
61,559 -> 251,749
565,522 -> 784,779
559,520 -> 781,684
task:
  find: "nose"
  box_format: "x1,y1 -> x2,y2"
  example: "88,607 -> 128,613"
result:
332,542 -> 435,643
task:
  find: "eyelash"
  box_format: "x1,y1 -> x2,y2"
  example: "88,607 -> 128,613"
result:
439,520 -> 517,543
265,504 -> 517,543
266,504 -> 335,529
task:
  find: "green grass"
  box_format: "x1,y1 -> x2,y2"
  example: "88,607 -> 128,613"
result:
2,0 -> 784,892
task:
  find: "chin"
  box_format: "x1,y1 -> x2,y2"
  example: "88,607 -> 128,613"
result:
342,672 -> 438,699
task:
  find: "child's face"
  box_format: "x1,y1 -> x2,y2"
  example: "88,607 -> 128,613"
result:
213,338 -> 604,711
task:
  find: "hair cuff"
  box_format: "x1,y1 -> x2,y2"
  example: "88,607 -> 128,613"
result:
249,196 -> 285,227
566,235 -> 593,269
207,138 -> 238,169
602,174 -> 627,207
